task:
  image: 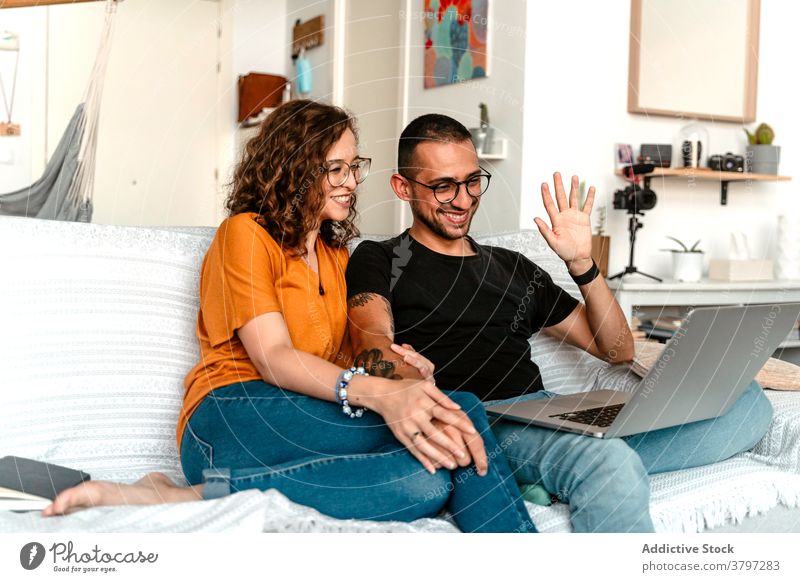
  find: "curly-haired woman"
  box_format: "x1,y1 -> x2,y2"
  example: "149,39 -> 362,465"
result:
42,101 -> 534,533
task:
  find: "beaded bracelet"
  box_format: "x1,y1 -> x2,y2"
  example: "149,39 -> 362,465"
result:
335,366 -> 369,418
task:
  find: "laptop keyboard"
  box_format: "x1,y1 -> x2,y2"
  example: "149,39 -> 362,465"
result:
549,403 -> 625,428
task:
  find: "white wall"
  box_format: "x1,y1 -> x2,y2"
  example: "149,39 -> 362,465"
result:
2,0 -> 290,227
218,0 -> 288,221
1,0 -> 222,227
285,0 -> 335,102
342,0 -> 402,235
0,10 -> 47,192
522,0 -> 800,279
232,0 -> 287,79
402,0 -> 527,234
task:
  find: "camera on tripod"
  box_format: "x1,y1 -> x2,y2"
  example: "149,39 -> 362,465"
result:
608,163 -> 662,282
613,163 -> 657,213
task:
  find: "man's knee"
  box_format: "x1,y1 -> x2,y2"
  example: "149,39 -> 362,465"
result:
730,380 -> 774,450
569,437 -> 648,487
601,438 -> 647,476
741,380 -> 773,420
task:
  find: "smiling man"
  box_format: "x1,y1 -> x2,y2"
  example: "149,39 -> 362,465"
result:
344,113 -> 773,533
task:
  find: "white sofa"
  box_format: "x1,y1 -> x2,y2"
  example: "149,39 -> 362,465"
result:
2,215 -> 800,533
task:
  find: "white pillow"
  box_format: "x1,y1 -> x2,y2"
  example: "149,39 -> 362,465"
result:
0,216 -> 214,483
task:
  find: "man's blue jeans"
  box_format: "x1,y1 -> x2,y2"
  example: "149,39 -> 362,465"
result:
180,380 -> 535,533
485,380 -> 773,532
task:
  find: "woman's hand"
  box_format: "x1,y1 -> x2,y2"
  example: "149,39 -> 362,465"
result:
427,418 -> 488,474
389,342 -> 435,381
355,376 -> 483,475
386,344 -> 487,474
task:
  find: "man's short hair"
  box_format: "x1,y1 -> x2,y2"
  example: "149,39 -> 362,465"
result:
397,114 -> 473,176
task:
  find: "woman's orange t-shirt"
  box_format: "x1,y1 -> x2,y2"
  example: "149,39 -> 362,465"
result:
177,212 -> 352,450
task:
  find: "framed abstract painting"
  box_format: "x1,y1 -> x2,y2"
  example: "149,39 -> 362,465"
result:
424,0 -> 489,88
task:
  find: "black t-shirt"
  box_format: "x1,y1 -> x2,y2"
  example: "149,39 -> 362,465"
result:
345,231 -> 579,401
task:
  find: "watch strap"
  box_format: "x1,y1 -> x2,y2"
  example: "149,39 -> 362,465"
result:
570,259 -> 600,286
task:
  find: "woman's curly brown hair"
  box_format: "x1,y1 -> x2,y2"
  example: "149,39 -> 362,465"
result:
225,100 -> 360,256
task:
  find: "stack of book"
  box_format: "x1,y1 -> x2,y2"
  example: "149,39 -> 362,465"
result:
629,316 -> 651,342
636,315 -> 683,343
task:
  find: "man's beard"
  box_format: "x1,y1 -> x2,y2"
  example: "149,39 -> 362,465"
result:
409,198 -> 474,240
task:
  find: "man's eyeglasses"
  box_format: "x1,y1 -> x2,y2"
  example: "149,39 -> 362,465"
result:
401,169 -> 492,204
323,157 -> 372,187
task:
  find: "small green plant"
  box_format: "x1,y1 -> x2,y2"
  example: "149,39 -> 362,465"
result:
479,102 -> 489,129
661,236 -> 702,253
594,206 -> 607,236
744,122 -> 775,145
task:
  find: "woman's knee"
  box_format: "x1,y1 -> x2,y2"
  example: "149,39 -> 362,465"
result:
399,469 -> 453,518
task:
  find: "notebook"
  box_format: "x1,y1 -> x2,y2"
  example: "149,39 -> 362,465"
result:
0,456 -> 91,512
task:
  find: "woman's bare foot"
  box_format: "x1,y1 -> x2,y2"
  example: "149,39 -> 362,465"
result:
41,472 -> 204,517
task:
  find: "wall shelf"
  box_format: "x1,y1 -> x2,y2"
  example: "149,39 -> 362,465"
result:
0,0 -> 113,7
615,167 -> 792,205
477,138 -> 507,161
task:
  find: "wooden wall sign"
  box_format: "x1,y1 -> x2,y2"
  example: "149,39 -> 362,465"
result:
291,15 -> 324,58
0,0 -> 107,8
0,122 -> 21,136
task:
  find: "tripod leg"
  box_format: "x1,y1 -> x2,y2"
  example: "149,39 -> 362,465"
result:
638,271 -> 663,282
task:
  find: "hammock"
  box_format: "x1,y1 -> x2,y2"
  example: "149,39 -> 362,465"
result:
0,0 -> 118,222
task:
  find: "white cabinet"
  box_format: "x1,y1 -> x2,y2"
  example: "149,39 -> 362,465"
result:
608,278 -> 800,363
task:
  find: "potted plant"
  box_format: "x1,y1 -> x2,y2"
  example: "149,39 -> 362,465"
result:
662,237 -> 704,282
744,122 -> 780,175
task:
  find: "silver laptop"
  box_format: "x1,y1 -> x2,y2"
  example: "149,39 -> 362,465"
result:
486,302 -> 800,438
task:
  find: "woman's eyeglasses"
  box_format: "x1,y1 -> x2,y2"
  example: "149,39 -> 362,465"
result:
401,169 -> 492,204
323,157 -> 372,187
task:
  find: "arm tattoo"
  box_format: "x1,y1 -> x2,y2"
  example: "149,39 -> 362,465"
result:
348,292 -> 396,336
353,348 -> 402,379
348,292 -> 377,308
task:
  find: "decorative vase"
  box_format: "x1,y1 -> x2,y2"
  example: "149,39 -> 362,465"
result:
672,252 -> 704,282
676,122 -> 710,168
470,126 -> 494,156
745,144 -> 781,175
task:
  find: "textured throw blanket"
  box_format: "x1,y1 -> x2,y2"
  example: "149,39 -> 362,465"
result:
2,393 -> 799,534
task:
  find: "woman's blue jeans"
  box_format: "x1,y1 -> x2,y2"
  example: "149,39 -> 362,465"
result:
180,380 -> 535,533
486,380 -> 773,533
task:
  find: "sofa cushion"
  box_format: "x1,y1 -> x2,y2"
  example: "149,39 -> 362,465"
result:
0,216 -> 215,483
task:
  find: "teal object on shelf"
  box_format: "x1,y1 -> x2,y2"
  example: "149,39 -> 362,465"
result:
296,55 -> 312,95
